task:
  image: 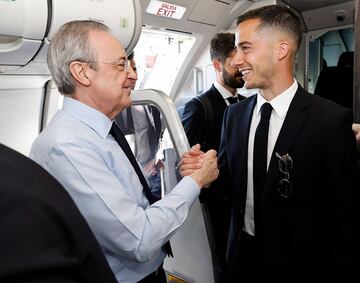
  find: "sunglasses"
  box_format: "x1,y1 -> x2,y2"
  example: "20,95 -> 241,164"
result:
276,152 -> 293,199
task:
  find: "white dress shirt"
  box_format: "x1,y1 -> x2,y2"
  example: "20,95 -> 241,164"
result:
30,97 -> 200,283
244,79 -> 298,235
214,81 -> 239,106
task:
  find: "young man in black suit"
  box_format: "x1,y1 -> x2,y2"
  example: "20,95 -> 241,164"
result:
181,5 -> 359,282
0,144 -> 118,283
181,32 -> 244,283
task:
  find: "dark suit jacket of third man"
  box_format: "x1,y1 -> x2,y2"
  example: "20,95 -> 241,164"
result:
182,84 -> 244,152
0,144 -> 118,283
219,84 -> 359,281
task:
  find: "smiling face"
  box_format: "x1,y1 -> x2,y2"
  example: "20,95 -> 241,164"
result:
128,57 -> 137,90
85,30 -> 137,119
232,18 -> 277,91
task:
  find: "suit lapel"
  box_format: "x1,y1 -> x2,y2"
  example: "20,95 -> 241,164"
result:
233,96 -> 256,200
263,86 -> 310,196
210,84 -> 228,109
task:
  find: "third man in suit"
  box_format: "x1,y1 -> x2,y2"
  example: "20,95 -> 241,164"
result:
0,143 -> 118,283
181,32 -> 244,153
115,51 -> 163,197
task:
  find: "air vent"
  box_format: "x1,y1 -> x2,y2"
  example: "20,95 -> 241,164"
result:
165,28 -> 192,35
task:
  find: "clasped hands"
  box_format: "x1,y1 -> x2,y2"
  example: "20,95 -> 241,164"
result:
178,144 -> 219,188
176,123 -> 360,189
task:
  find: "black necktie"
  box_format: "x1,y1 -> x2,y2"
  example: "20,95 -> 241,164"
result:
110,123 -> 173,257
253,103 -> 272,219
227,96 -> 239,104
149,106 -> 162,142
115,108 -> 135,135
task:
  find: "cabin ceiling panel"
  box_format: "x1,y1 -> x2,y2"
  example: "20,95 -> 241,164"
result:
283,0 -> 351,12
188,0 -> 231,26
301,1 -> 354,31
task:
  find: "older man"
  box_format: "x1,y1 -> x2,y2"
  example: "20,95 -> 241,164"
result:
30,20 -> 218,283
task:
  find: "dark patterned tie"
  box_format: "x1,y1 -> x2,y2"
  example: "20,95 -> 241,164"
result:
227,96 -> 239,104
253,103 -> 272,221
149,106 -> 162,142
110,123 -> 173,257
144,106 -> 162,156
115,108 -> 135,135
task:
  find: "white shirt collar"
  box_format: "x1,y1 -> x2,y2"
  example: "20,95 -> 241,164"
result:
62,96 -> 113,139
214,81 -> 238,100
255,79 -> 298,119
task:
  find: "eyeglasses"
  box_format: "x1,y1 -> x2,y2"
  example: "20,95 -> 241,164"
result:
276,152 -> 293,199
84,59 -> 130,71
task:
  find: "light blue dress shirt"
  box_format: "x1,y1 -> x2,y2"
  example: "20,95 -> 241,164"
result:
30,97 -> 200,283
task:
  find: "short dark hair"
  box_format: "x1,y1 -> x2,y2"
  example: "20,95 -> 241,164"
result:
236,5 -> 302,52
210,33 -> 235,63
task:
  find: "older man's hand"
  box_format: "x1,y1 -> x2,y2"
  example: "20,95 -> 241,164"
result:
352,123 -> 360,143
179,144 -> 204,177
190,149 -> 219,189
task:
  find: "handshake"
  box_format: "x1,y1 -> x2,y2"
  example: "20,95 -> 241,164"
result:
178,144 -> 219,188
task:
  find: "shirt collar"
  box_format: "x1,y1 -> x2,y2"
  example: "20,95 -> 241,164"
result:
214,82 -> 238,100
255,79 -> 298,119
62,96 -> 113,139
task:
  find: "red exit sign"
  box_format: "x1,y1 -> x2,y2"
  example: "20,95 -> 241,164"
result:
146,0 -> 186,19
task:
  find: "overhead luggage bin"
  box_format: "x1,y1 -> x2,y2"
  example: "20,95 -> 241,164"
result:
0,0 -> 142,73
47,0 -> 141,54
0,0 -> 48,67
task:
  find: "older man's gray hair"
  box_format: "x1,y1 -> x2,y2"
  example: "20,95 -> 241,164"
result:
47,20 -> 110,95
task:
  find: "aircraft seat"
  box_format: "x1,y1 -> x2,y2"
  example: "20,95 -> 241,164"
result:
314,51 -> 354,110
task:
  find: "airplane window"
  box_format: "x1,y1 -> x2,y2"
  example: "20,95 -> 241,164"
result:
133,27 -> 195,95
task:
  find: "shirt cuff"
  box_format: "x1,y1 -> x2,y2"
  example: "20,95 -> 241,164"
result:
170,176 -> 201,206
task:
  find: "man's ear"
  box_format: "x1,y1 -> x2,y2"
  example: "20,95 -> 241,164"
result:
278,41 -> 290,60
213,59 -> 222,72
69,61 -> 91,87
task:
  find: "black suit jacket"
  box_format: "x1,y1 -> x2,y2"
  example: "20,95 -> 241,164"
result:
0,144 -> 117,283
182,84 -> 242,152
219,85 -> 359,281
